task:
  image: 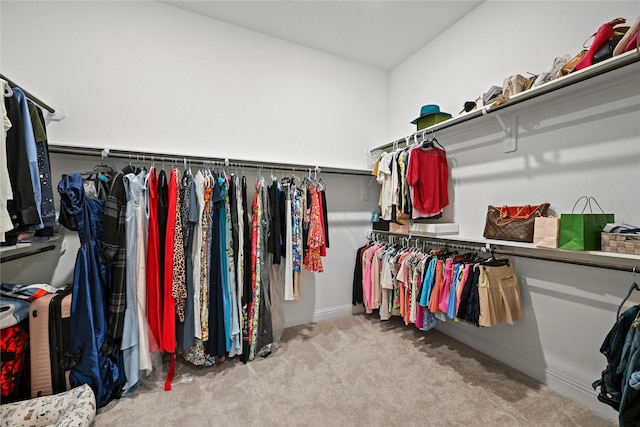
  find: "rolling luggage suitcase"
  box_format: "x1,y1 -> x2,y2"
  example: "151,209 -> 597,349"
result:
29,285 -> 73,397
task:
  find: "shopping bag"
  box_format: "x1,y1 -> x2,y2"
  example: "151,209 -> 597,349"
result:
558,196 -> 614,251
533,216 -> 560,248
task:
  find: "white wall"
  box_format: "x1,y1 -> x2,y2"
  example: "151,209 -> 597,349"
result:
0,1 -> 381,328
388,1 -> 640,420
0,1 -> 387,170
390,1 -> 640,138
1,0 -> 385,329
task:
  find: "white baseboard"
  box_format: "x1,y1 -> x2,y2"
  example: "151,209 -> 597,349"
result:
284,304 -> 354,328
436,323 -> 618,421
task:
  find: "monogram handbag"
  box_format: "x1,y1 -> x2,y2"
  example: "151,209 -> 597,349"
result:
483,203 -> 551,243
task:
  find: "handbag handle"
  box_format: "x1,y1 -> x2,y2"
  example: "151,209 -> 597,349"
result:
571,196 -> 605,214
495,205 -> 543,227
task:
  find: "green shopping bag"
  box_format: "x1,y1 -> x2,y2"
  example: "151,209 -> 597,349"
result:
558,196 -> 614,251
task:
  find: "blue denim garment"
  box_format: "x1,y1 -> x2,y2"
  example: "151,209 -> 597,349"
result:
13,88 -> 42,230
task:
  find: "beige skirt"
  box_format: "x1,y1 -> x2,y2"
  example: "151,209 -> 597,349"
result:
478,263 -> 524,327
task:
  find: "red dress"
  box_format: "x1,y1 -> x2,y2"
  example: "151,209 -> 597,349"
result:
146,167 -> 161,351
162,168 -> 178,390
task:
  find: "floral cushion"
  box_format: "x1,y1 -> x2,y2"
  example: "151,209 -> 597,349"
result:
0,383 -> 96,427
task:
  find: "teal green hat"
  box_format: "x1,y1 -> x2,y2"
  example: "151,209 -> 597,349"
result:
411,104 -> 452,130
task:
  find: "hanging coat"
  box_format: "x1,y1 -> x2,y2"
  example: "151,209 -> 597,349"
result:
58,173 -> 124,408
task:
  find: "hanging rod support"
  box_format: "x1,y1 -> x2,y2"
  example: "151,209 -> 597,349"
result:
495,113 -> 517,153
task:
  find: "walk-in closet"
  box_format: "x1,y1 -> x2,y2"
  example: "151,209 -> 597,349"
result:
1,1 -> 639,426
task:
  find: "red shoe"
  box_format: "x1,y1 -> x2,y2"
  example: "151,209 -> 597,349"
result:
575,17 -> 626,71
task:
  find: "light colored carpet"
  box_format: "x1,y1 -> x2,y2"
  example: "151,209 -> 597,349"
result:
93,315 -> 614,426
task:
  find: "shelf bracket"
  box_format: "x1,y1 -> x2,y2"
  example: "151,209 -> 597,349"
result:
495,113 -> 517,153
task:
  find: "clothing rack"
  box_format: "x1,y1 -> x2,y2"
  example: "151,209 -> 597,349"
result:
367,231 -> 488,254
0,73 -> 56,114
48,144 -> 372,177
367,231 -> 640,273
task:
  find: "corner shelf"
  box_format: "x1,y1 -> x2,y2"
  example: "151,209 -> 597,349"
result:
0,229 -> 63,263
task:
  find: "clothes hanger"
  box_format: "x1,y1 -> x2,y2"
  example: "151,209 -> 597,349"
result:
481,248 -> 510,267
617,267 -> 640,318
2,80 -> 13,97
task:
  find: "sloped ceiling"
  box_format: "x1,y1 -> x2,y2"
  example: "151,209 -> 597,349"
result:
161,1 -> 484,70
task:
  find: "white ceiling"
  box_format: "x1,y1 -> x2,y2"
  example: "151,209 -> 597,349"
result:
161,1 -> 484,70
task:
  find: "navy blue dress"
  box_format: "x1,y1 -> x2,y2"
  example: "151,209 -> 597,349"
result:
58,173 -> 124,408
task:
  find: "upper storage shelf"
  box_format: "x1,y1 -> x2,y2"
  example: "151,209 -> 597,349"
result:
373,50 -> 640,152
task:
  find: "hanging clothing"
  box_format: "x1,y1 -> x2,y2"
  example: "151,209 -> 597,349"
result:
283,183 -> 294,301
192,171 -> 206,340
57,173 -> 124,408
157,169 -> 169,302
99,170 -> 128,351
218,175 -> 231,354
3,89 -> 40,232
232,175 -> 246,354
0,80 -> 14,242
406,146 -> 449,217
121,171 -> 148,396
145,167 -> 162,350
303,183 -> 324,273
248,177 -> 263,361
200,177 -> 212,343
29,103 -> 55,233
477,263 -> 524,327
205,175 -> 226,359
177,171 -> 196,352
222,175 -> 241,357
11,88 -> 42,230
240,175 -> 252,364
256,181 -> 273,357
161,168 -> 178,390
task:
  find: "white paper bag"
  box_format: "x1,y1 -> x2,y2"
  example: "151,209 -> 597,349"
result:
534,217 -> 560,248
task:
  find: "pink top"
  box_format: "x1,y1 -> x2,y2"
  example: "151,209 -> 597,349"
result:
438,258 -> 454,313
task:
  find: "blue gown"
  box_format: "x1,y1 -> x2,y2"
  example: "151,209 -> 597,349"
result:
58,173 -> 124,408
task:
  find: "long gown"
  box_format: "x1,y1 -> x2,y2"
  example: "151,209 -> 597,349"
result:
58,173 -> 124,408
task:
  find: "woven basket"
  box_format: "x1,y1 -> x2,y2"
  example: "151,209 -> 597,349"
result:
601,232 -> 640,255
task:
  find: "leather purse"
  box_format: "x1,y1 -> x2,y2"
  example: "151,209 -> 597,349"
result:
483,203 -> 551,243
593,34 -> 626,64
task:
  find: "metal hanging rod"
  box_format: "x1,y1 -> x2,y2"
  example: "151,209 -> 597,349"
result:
367,231 -> 487,254
373,50 -> 640,153
0,73 -> 56,114
48,144 -> 371,177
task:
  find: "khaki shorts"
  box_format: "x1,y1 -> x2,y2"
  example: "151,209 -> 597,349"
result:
478,263 -> 523,327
